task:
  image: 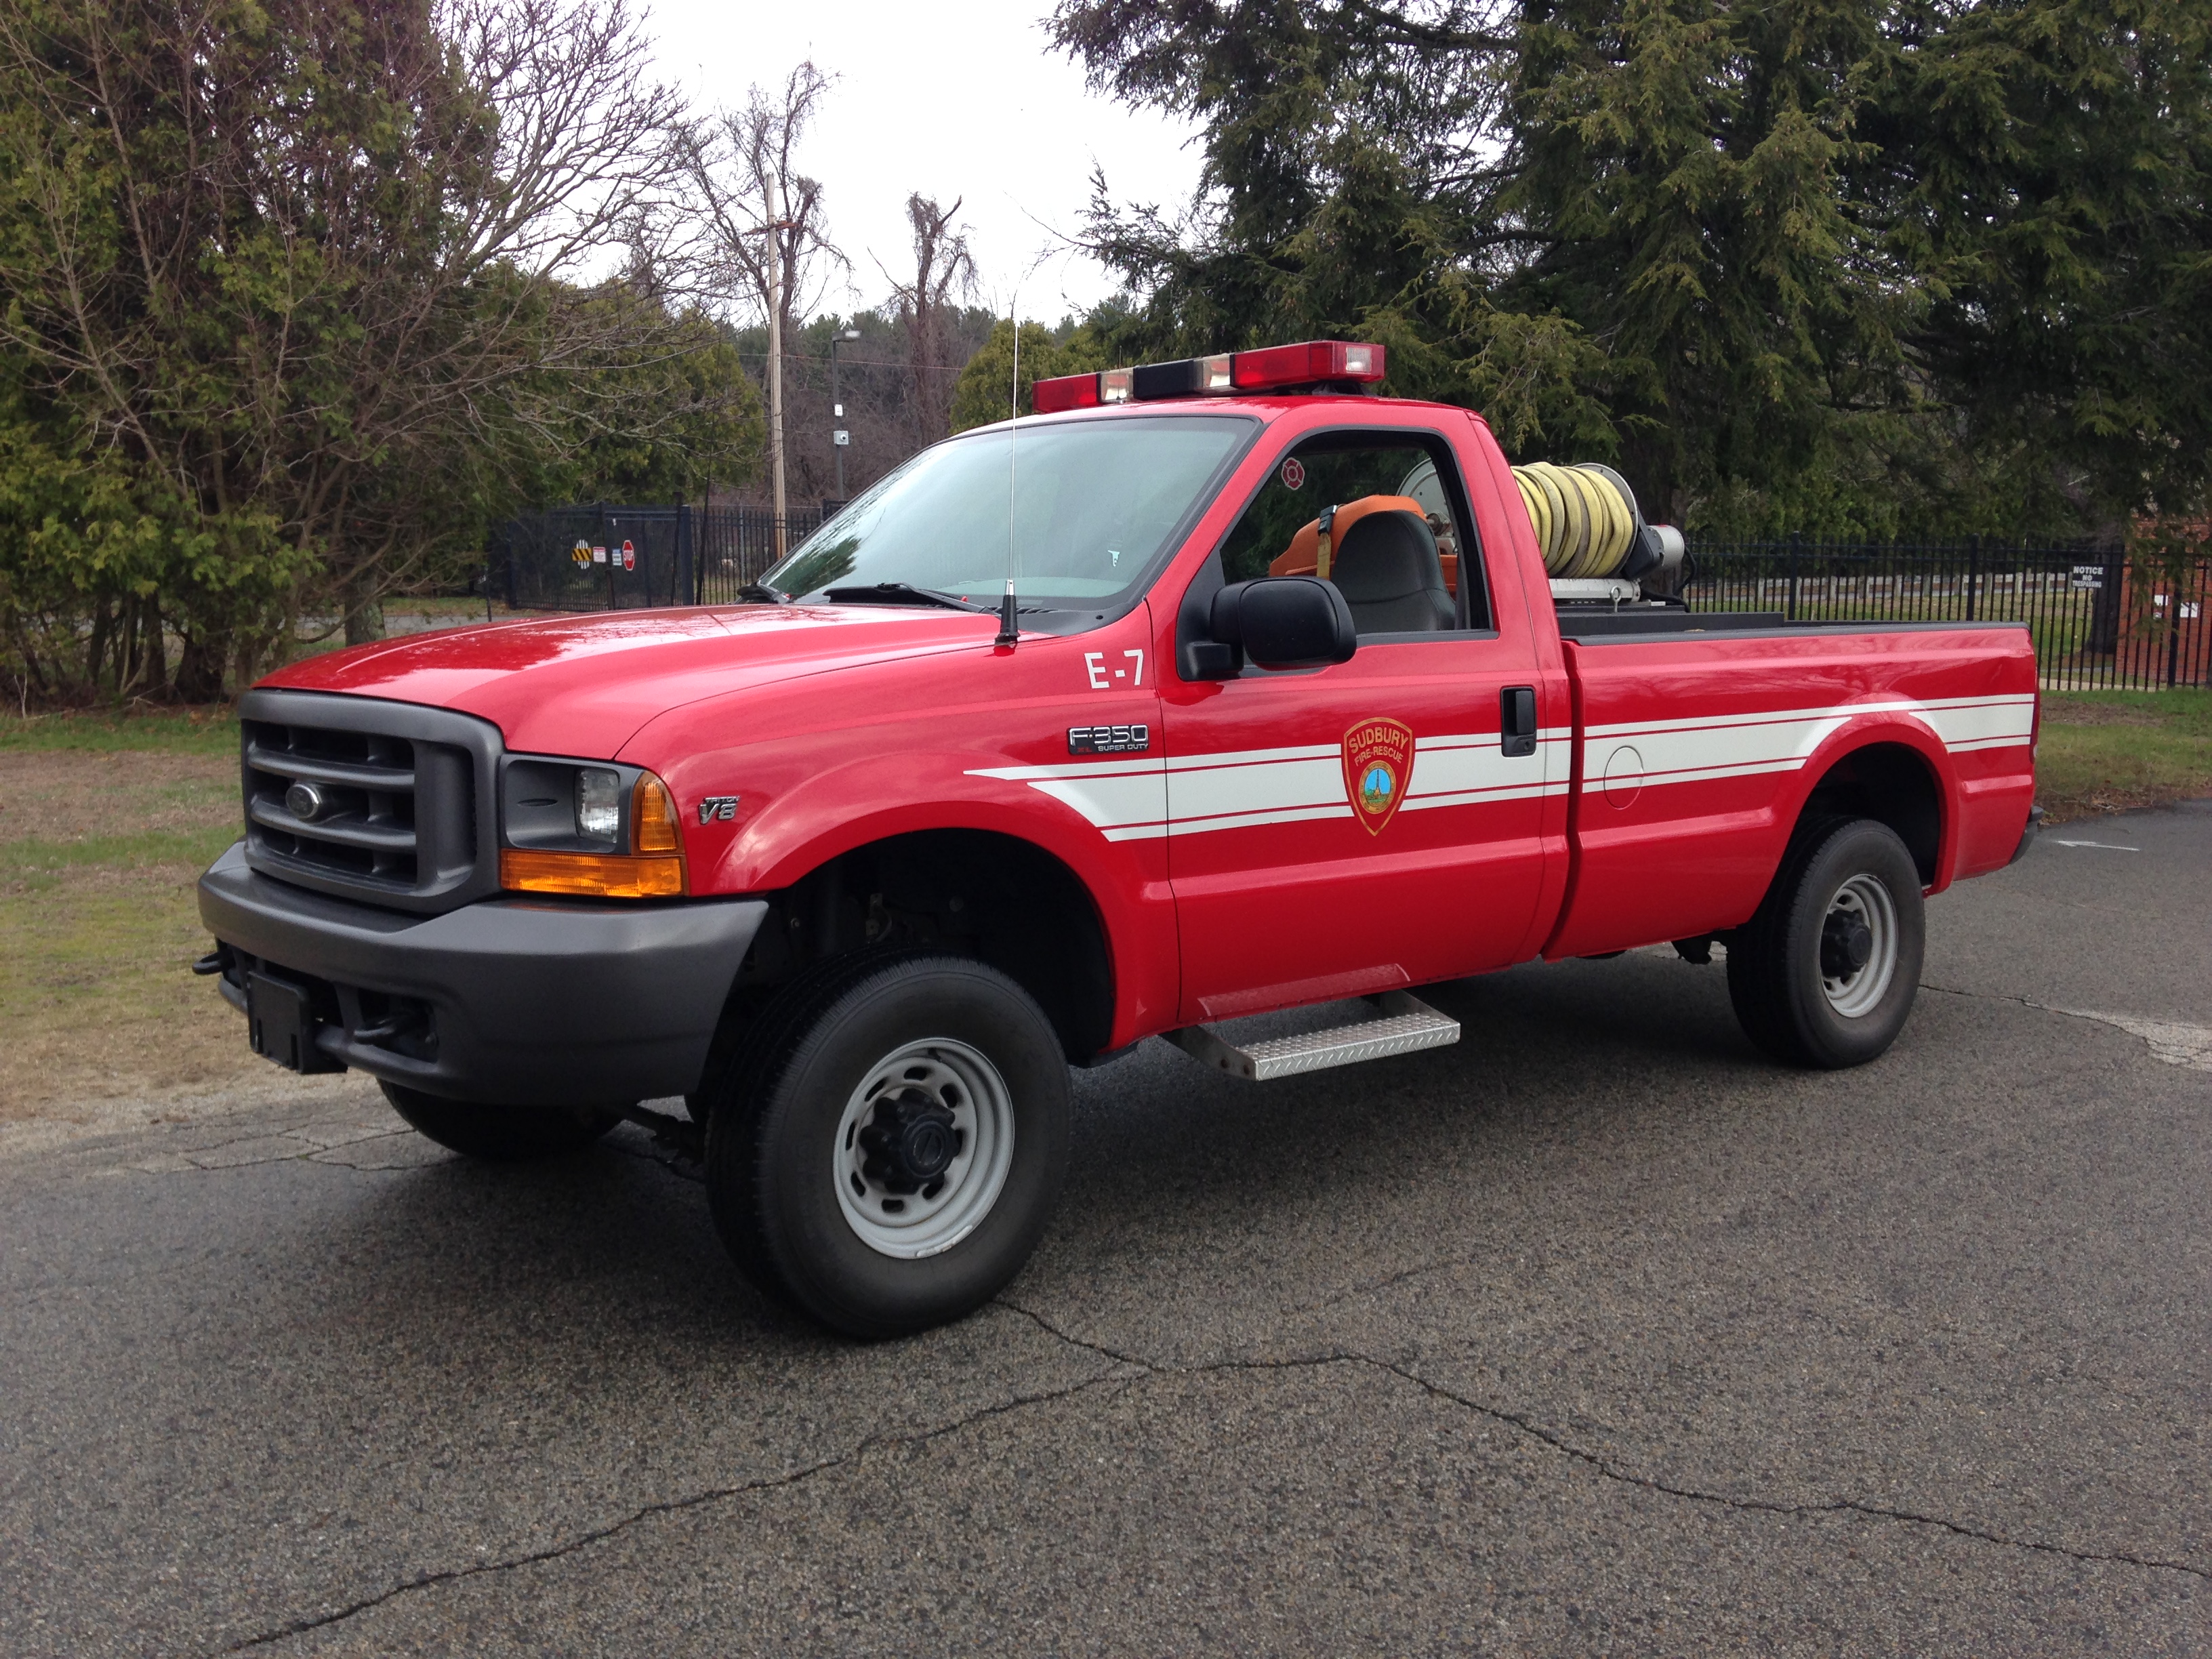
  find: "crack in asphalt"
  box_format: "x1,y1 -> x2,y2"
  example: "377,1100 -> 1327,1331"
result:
122,1127 -> 423,1175
606,1134 -> 705,1183
1924,983 -> 2212,1071
995,1301 -> 2212,1584
1374,1360 -> 2212,1582
215,1336 -> 1139,1654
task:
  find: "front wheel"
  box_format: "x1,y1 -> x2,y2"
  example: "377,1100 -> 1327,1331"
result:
704,955 -> 1071,1338
380,1082 -> 623,1161
1727,817 -> 1925,1068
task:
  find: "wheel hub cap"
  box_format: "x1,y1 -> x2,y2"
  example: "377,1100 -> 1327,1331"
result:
832,1038 -> 1017,1260
1820,872 -> 1900,1019
857,1093 -> 963,1192
1821,912 -> 1874,978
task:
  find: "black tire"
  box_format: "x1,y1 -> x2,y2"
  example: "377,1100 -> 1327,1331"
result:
380,1082 -> 623,1162
1727,817 -> 1925,1069
703,954 -> 1071,1338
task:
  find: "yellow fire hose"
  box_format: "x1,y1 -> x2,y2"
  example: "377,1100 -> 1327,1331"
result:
1512,462 -> 1647,579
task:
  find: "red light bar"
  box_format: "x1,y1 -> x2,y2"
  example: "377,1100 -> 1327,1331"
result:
1031,371 -> 1101,415
1233,340 -> 1385,390
1025,340 -> 1385,416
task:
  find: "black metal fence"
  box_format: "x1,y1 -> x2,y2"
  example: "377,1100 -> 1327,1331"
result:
495,508 -> 2209,692
1684,538 -> 2211,690
495,504 -> 826,613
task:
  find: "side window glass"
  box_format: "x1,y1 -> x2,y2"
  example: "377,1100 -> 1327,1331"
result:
1216,431 -> 1490,635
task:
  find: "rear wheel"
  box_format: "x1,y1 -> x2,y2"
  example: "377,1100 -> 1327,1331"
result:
1727,817 -> 1925,1068
703,954 -> 1071,1338
380,1082 -> 623,1161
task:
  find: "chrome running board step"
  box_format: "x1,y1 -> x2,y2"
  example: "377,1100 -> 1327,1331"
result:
1164,991 -> 1460,1082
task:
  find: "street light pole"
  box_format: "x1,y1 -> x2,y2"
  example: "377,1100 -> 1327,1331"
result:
828,327 -> 861,501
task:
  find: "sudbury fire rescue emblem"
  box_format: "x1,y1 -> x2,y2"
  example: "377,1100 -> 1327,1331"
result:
1342,717 -> 1414,834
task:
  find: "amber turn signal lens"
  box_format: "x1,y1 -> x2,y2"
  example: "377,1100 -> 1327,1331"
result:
499,849 -> 684,899
632,773 -> 680,853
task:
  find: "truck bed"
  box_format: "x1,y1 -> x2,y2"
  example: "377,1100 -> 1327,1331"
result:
1542,619 -> 2039,960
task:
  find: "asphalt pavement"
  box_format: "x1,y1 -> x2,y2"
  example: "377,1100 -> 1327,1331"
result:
5,803 -> 2209,1656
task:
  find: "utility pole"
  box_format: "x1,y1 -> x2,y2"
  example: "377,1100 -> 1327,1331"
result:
829,327 -> 860,500
764,197 -> 788,560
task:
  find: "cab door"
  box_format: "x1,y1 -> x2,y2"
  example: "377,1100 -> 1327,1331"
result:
1159,422 -> 1553,1024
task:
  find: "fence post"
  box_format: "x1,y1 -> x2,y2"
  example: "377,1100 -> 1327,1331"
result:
1786,532 -> 1801,621
2169,579 -> 2184,688
1965,533 -> 1981,621
674,495 -> 693,607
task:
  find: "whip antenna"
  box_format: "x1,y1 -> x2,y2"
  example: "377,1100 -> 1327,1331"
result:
996,300 -> 1021,646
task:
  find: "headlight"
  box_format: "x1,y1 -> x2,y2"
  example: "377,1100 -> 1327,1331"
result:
498,758 -> 687,898
577,768 -> 622,841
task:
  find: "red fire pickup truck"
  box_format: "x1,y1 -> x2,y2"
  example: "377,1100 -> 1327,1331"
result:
198,341 -> 2038,1336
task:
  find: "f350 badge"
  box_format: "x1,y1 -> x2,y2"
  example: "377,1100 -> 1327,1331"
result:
1343,718 -> 1414,835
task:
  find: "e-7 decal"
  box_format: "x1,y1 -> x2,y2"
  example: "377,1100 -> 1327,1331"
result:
1083,649 -> 1145,689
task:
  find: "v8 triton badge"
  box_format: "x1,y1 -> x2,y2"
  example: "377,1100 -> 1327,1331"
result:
1343,718 -> 1414,835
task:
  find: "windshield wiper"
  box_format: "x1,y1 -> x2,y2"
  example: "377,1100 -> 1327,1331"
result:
737,583 -> 787,604
821,582 -> 994,614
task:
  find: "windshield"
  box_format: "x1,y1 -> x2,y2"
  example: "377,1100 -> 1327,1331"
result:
763,415 -> 1253,611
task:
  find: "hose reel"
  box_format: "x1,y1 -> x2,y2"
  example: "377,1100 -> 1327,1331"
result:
1511,462 -> 1679,584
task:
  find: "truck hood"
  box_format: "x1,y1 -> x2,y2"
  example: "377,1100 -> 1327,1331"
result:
261,605 -> 1000,756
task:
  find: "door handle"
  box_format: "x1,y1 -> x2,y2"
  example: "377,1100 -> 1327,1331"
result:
1501,686 -> 1537,757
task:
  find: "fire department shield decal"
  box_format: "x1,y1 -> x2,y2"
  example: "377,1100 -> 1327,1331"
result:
1343,718 -> 1415,835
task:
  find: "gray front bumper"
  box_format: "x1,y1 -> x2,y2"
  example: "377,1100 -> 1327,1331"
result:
198,842 -> 767,1105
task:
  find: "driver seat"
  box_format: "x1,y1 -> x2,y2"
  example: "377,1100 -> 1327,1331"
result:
1330,510 -> 1454,633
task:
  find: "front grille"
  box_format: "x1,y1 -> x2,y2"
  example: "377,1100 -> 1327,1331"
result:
245,724 -> 420,886
237,689 -> 502,914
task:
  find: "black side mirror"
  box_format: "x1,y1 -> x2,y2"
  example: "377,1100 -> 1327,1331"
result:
1210,577 -> 1358,672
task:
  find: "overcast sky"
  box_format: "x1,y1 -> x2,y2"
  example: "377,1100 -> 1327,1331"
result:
646,0 -> 1206,325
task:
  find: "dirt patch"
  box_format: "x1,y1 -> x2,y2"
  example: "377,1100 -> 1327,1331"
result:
0,749 -> 239,842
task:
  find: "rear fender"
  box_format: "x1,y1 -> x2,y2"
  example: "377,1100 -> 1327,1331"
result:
1768,714 -> 1961,893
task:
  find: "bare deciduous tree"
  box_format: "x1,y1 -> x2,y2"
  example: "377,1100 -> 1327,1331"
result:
886,195 -> 977,447
667,62 -> 846,552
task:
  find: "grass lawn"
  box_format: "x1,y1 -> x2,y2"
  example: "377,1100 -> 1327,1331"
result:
0,712 -> 249,1118
2035,689 -> 2212,821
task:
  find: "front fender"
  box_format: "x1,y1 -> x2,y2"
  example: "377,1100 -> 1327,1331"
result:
653,738 -> 1178,1048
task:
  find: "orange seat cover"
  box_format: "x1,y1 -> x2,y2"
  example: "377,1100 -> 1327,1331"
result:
1267,494 -> 1458,594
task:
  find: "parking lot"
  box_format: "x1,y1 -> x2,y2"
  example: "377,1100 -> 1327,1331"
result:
4,802 -> 2209,1656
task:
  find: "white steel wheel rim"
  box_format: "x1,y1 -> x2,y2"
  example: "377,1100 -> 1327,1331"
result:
1821,873 -> 1899,1019
832,1038 -> 1015,1260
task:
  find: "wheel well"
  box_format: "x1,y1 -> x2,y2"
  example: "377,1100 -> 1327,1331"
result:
1801,743 -> 1942,885
715,830 -> 1115,1067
